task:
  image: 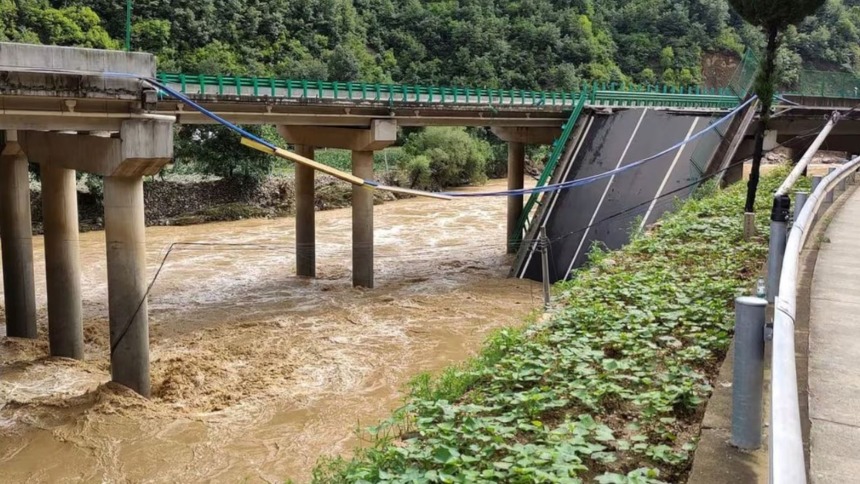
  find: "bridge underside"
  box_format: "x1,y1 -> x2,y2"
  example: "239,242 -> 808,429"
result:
513,108 -> 723,282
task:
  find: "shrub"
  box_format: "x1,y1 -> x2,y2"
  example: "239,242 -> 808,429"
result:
400,127 -> 491,190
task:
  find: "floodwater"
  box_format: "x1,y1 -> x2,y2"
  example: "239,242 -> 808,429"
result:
0,179 -> 539,483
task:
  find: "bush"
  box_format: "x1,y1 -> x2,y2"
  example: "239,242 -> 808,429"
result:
173,125 -> 275,181
399,127 -> 491,190
312,147 -> 403,176
82,173 -> 103,202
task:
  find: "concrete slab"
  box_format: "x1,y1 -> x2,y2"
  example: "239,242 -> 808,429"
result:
810,419 -> 860,483
809,187 -> 860,482
688,338 -> 771,484
687,427 -> 766,484
0,42 -> 154,76
0,42 -> 152,101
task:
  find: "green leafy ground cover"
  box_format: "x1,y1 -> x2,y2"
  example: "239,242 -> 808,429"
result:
313,168 -> 793,484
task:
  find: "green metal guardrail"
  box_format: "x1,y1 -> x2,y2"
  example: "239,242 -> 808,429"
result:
783,69 -> 860,99
508,91 -> 589,251
728,49 -> 759,98
732,48 -> 859,99
156,72 -> 739,109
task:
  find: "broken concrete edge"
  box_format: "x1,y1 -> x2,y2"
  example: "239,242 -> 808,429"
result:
0,42 -> 155,77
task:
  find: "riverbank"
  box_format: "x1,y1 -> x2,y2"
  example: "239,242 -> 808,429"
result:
27,174 -> 397,234
313,168 -> 793,483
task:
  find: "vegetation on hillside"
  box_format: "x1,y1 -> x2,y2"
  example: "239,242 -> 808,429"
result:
311,167 -> 797,483
6,0 -> 853,89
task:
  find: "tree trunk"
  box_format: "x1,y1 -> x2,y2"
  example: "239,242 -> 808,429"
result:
744,27 -> 779,213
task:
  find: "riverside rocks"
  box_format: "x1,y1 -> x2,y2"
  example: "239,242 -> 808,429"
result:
29,174 -> 397,234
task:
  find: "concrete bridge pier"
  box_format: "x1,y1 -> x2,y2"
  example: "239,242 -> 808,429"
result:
352,150 -> 374,288
40,164 -> 83,358
294,145 -> 316,278
279,120 -> 396,288
21,120 -> 172,395
104,175 -> 150,395
506,142 -> 525,253
0,131 -> 37,338
491,127 -> 560,253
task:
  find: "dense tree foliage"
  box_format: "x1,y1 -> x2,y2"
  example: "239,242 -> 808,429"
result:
173,124 -> 281,179
4,0 -> 850,90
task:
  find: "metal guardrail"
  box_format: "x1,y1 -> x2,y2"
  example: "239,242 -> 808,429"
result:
728,49 -> 759,98
783,69 -> 860,99
739,48 -> 859,100
771,155 -> 860,483
156,73 -> 740,109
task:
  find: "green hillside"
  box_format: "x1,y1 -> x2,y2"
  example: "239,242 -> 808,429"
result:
2,0 -> 858,90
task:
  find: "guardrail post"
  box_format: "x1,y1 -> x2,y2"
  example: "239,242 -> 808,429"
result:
825,168 -> 836,203
811,175 -> 823,193
731,296 -> 767,449
794,191 -> 809,220
838,168 -> 848,192
767,195 -> 790,303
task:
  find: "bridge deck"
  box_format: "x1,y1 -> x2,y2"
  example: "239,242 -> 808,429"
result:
154,75 -> 739,127
809,187 -> 860,482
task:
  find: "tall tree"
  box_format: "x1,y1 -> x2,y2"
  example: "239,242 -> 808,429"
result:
728,0 -> 826,212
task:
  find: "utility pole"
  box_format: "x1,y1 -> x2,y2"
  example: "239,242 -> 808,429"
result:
125,0 -> 132,52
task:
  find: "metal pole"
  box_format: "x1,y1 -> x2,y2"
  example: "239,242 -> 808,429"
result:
774,112 -> 840,196
794,191 -> 809,220
125,0 -> 132,52
731,296 -> 767,449
766,195 -> 790,303
540,226 -> 550,310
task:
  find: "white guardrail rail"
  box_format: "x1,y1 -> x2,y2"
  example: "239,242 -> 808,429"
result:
770,155 -> 860,483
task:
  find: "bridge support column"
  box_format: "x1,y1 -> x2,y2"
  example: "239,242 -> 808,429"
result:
41,164 -> 83,359
352,150 -> 374,288
104,176 -> 150,397
490,127 -> 560,254
295,145 -> 316,278
0,131 -> 37,338
507,142 -> 525,253
278,120 -> 396,288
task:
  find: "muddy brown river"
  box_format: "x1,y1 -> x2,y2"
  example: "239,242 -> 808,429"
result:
0,179 -> 539,483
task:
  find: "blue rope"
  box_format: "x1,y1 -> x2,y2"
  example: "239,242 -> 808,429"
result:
143,78 -> 277,150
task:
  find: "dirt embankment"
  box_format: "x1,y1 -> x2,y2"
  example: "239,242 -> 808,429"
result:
701,51 -> 741,90
28,175 -> 396,234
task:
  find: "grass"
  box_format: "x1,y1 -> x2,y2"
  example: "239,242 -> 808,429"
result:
310,167 -> 794,484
